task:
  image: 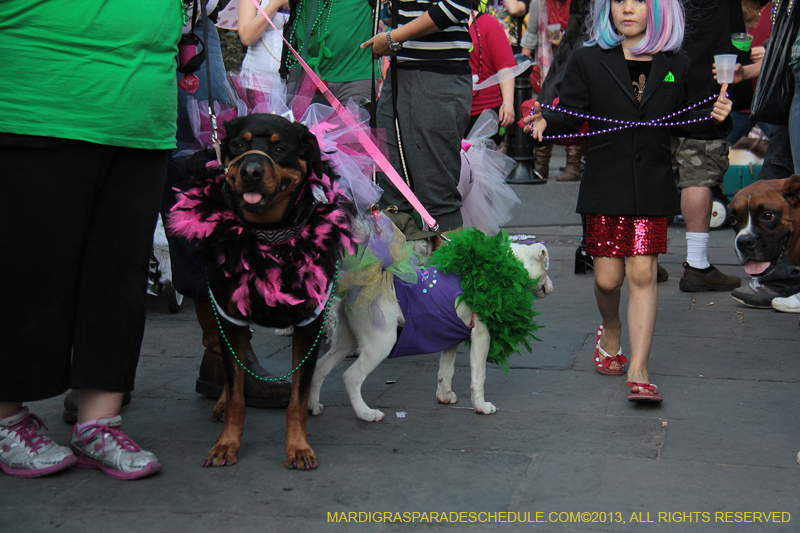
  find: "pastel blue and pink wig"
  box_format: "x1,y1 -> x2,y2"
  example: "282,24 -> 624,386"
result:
586,0 -> 685,54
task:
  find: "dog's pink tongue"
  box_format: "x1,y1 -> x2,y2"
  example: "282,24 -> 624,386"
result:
744,260 -> 771,275
243,192 -> 262,205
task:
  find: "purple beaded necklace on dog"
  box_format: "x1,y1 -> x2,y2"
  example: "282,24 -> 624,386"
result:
529,93 -> 724,141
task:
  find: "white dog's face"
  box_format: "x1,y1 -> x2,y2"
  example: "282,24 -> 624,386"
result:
510,243 -> 554,299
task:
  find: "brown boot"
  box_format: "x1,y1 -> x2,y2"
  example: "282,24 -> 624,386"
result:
534,145 -> 552,181
194,297 -> 291,408
557,142 -> 586,181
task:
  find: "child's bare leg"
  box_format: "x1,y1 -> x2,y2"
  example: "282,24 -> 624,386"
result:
593,257 -> 626,369
624,255 -> 659,395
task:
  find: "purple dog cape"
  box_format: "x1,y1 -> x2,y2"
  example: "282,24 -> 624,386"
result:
389,267 -> 473,358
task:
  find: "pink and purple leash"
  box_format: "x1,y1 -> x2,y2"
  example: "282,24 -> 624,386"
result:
246,0 -> 440,232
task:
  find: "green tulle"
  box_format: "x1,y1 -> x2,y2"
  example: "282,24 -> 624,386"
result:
430,229 -> 542,373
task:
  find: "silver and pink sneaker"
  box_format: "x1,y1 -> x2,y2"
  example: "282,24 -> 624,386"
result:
70,415 -> 161,480
0,407 -> 77,478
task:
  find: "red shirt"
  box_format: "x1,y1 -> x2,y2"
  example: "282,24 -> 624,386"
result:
750,3 -> 772,48
469,13 -> 516,116
546,0 -> 570,30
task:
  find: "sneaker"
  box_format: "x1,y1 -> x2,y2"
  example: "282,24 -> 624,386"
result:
771,292 -> 800,313
730,279 -> 782,309
70,416 -> 161,480
679,263 -> 741,292
0,407 -> 77,478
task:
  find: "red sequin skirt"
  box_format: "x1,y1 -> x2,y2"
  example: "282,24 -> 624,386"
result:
585,215 -> 667,258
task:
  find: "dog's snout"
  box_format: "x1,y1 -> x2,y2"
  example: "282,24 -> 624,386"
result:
736,232 -> 757,251
240,159 -> 264,184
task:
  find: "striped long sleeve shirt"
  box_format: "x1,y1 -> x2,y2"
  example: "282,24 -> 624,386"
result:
395,0 -> 473,74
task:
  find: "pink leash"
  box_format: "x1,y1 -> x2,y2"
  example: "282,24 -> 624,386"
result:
246,0 -> 439,232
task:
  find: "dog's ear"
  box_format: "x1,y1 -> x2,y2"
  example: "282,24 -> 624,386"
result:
535,244 -> 550,271
220,116 -> 246,159
223,116 -> 245,137
293,122 -> 323,179
784,174 -> 800,208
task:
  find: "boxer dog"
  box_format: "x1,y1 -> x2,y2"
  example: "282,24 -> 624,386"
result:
729,175 -> 800,276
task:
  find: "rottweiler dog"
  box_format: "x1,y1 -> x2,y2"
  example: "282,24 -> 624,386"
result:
170,113 -> 354,469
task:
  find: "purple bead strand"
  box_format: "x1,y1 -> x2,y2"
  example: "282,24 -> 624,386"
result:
529,92 -> 726,140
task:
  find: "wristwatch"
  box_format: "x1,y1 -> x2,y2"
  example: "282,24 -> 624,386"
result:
385,30 -> 403,52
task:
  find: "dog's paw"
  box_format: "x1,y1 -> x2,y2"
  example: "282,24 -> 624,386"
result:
308,402 -> 324,416
203,443 -> 239,467
286,448 -> 318,470
436,390 -> 458,404
211,400 -> 226,422
356,408 -> 385,422
274,326 -> 294,337
473,401 -> 497,415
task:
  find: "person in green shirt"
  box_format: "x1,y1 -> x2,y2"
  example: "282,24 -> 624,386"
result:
280,0 -> 379,105
0,0 -> 181,480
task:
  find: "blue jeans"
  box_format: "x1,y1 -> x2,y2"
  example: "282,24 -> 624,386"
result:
176,18 -> 232,150
790,68 -> 800,174
757,125 -> 794,180
727,111 -> 772,145
162,17 -> 233,298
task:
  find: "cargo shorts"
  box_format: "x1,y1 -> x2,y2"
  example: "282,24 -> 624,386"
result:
671,137 -> 730,189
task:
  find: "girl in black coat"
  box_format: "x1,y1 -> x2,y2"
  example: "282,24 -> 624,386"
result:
524,0 -> 732,402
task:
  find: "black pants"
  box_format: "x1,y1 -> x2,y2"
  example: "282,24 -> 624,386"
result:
0,133 -> 168,401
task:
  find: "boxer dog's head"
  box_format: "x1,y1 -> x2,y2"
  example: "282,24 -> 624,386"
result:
728,175 -> 800,276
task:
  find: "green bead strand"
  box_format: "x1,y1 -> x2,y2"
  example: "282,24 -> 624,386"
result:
285,0 -> 335,72
208,260 -> 339,382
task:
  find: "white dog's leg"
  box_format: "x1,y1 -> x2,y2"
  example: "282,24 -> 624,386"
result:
308,303 -> 355,416
469,319 -> 496,414
436,346 -> 458,404
342,297 -> 400,422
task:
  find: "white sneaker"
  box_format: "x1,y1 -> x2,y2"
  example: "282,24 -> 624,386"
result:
0,407 -> 77,478
70,415 -> 161,480
771,292 -> 800,313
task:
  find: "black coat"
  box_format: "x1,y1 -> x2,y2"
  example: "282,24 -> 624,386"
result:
541,44 -> 731,217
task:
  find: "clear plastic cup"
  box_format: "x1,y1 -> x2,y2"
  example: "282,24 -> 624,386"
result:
547,23 -> 562,45
714,54 -> 737,84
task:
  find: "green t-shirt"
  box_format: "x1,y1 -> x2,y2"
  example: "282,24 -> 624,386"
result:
0,0 -> 182,149
291,0 -> 377,82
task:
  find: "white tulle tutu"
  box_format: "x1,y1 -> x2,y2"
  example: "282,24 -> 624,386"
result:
459,110 -> 521,235
185,73 -> 382,219
185,76 -> 518,233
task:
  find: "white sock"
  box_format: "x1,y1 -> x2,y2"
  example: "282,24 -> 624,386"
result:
685,232 -> 710,269
75,419 -> 99,434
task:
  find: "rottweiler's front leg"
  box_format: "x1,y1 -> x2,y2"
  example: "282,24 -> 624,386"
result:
286,314 -> 324,470
204,322 -> 250,467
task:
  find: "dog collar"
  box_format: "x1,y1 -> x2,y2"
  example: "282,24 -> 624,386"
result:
222,149 -> 275,177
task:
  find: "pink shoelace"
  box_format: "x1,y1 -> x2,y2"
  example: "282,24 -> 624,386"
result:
9,413 -> 52,453
76,424 -> 141,456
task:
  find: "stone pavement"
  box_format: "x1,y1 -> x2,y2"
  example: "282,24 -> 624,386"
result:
4,158 -> 800,532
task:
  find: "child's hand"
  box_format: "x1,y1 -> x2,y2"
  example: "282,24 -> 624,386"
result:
711,83 -> 732,123
523,101 -> 548,141
498,101 -> 515,127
